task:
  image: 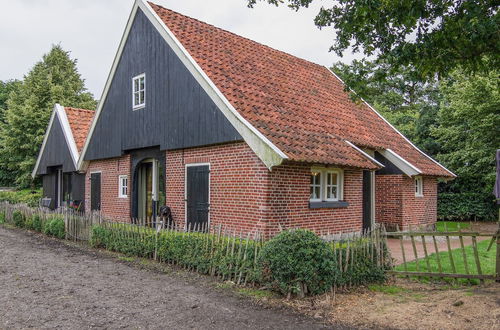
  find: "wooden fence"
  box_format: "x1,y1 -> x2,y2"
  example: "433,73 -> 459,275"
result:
386,227 -> 500,282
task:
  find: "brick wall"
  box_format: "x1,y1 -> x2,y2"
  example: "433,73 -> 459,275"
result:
166,142 -> 269,236
166,142 -> 363,237
402,176 -> 437,228
375,174 -> 437,229
85,155 -> 131,220
265,165 -> 363,236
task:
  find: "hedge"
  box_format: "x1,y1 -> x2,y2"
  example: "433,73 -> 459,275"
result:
438,192 -> 497,221
90,223 -> 388,295
0,189 -> 42,208
90,223 -> 263,283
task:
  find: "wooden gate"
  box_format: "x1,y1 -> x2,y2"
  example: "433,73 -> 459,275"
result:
386,227 -> 500,282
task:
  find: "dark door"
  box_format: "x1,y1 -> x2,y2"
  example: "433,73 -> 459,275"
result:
186,165 -> 209,229
90,172 -> 101,211
362,170 -> 372,231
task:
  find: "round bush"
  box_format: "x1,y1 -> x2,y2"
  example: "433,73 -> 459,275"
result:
43,216 -> 65,239
259,229 -> 338,296
12,210 -> 25,228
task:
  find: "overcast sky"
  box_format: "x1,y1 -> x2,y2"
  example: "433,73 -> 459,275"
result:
0,0 -> 361,98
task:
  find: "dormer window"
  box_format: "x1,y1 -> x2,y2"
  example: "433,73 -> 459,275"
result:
132,73 -> 145,109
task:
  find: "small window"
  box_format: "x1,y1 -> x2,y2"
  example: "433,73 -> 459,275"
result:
325,171 -> 339,201
310,171 -> 322,201
310,168 -> 344,202
415,176 -> 423,197
132,73 -> 145,109
119,175 -> 128,198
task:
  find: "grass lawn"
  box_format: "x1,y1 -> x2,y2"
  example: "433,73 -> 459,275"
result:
435,221 -> 471,232
395,239 -> 497,284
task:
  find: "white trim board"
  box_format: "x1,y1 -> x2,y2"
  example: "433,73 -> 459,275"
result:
379,149 -> 421,177
78,0 -> 287,172
325,67 -> 456,178
344,140 -> 384,168
32,104 -> 79,178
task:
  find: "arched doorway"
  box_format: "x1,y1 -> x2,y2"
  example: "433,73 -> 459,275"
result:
133,158 -> 165,222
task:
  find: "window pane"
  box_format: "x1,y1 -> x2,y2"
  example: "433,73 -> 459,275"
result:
140,91 -> 145,103
140,77 -> 145,90
134,93 -> 139,105
134,79 -> 139,92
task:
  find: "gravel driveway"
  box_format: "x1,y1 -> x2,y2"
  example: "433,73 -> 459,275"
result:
0,226 -> 343,329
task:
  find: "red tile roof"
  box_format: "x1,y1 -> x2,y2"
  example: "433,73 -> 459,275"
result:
149,2 -> 453,177
64,107 -> 95,153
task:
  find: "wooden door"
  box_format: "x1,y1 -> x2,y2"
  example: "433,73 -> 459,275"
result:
90,172 -> 101,211
362,170 -> 372,231
186,165 -> 209,229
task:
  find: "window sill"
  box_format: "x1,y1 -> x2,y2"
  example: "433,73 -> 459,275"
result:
309,201 -> 349,209
132,105 -> 145,111
415,194 -> 424,198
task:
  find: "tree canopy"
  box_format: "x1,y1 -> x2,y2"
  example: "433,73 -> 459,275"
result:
0,45 -> 96,187
248,0 -> 499,79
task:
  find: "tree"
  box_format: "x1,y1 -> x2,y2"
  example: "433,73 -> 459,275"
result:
331,60 -> 442,156
248,0 -> 499,80
0,80 -> 21,124
0,45 -> 96,187
432,68 -> 499,199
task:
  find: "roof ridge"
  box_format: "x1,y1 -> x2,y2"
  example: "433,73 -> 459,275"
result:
148,1 -> 327,71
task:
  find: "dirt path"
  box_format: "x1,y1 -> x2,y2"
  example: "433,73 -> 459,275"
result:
0,226 -> 341,330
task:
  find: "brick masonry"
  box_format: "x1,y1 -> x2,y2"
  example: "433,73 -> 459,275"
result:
85,141 -> 438,235
85,154 -> 131,220
376,174 -> 437,230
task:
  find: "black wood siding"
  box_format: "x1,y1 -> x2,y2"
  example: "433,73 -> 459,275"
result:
36,115 -> 76,175
84,9 -> 241,161
375,151 -> 404,175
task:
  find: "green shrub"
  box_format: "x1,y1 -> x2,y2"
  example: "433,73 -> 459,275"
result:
12,210 -> 25,228
24,216 -> 34,230
0,189 -> 42,207
0,211 -> 5,224
43,216 -> 65,239
259,229 -> 338,296
438,192 -> 496,221
32,214 -> 43,232
90,223 -> 262,282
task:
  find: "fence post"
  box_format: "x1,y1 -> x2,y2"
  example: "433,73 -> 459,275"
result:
496,230 -> 500,283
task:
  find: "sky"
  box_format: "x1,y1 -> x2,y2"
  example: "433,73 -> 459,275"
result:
0,0 -> 361,98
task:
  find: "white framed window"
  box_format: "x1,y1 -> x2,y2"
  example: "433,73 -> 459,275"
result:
118,175 -> 128,198
309,168 -> 344,202
132,73 -> 145,109
415,176 -> 423,197
310,171 -> 322,201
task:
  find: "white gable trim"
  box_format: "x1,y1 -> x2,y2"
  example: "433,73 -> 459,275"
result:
325,67 -> 456,178
379,149 -> 421,177
77,1 -> 139,172
32,104 -> 79,178
78,0 -> 287,171
344,140 -> 384,168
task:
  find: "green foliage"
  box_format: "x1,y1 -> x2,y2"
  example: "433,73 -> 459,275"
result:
12,210 -> 25,228
332,60 -> 442,156
0,211 -> 5,224
90,224 -> 263,283
259,229 -> 338,295
432,69 -> 499,219
0,189 -> 42,207
31,214 -> 43,232
438,193 -> 497,221
435,221 -> 471,232
249,0 -> 498,79
42,216 -> 65,239
0,45 -> 96,187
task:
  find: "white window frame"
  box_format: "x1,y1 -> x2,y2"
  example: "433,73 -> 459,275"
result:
132,73 -> 146,110
118,175 -> 128,198
309,170 -> 322,202
309,167 -> 344,202
415,176 -> 423,197
325,169 -> 342,202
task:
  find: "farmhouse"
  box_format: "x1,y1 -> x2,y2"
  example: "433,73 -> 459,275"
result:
33,0 -> 455,235
32,104 -> 94,210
